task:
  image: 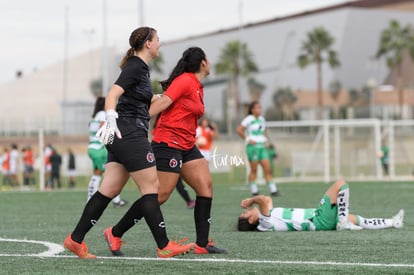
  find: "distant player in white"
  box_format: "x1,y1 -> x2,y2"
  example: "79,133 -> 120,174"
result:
238,179 -> 404,232
88,97 -> 127,206
9,144 -> 19,186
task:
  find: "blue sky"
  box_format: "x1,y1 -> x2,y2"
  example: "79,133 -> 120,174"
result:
0,0 -> 349,84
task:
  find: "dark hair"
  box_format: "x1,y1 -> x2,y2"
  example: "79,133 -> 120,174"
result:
247,100 -> 260,115
92,97 -> 105,118
120,27 -> 156,69
160,47 -> 206,91
237,217 -> 259,231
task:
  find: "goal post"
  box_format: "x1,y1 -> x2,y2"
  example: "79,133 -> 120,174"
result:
265,118 -> 413,183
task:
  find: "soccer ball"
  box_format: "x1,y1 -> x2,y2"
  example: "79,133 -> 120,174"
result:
196,136 -> 207,147
377,150 -> 384,158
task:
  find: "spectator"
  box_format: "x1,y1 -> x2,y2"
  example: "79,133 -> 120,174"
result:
44,144 -> 53,188
1,147 -> 10,185
196,117 -> 218,161
9,144 -> 19,186
22,146 -> 35,186
49,147 -> 62,189
67,148 -> 76,188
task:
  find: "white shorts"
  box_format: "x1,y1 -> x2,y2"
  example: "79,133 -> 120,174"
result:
200,149 -> 211,162
67,169 -> 76,177
9,163 -> 18,174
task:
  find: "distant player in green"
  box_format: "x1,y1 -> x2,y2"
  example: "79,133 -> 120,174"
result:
266,143 -> 277,176
237,101 -> 279,196
88,97 -> 127,207
377,144 -> 389,177
238,179 -> 404,232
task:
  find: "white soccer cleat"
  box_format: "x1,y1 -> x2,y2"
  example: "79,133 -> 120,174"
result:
336,221 -> 363,231
392,209 -> 404,229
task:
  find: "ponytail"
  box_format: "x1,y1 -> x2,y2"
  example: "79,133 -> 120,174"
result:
119,48 -> 135,69
159,47 -> 206,91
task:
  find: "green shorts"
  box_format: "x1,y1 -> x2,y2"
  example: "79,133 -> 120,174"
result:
246,143 -> 269,162
312,195 -> 338,231
88,147 -> 108,172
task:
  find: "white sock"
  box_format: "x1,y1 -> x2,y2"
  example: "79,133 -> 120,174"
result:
337,184 -> 350,223
267,181 -> 277,193
87,175 -> 101,201
249,182 -> 258,194
112,195 -> 121,204
357,216 -> 393,229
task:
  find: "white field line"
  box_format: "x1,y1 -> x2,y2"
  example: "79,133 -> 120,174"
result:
0,238 -> 413,268
0,237 -> 65,257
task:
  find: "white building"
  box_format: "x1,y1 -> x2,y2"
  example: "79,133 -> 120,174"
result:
1,0 -> 413,135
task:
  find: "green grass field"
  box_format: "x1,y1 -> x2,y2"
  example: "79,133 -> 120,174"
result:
0,175 -> 413,274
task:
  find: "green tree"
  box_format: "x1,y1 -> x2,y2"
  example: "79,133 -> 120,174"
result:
247,77 -> 266,101
265,86 -> 297,121
329,79 -> 342,119
376,19 -> 414,118
149,52 -> 164,94
89,78 -> 103,98
297,27 -> 340,119
215,40 -> 258,134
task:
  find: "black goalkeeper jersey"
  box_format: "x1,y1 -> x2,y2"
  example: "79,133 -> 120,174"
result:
114,56 -> 152,131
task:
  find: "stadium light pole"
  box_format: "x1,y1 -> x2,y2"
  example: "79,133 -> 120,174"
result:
138,0 -> 144,26
63,6 -> 69,103
102,0 -> 109,96
83,28 -> 95,79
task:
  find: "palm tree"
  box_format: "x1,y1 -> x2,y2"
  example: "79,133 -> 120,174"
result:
329,79 -> 342,119
376,19 -> 414,118
297,27 -> 340,119
215,40 -> 258,134
265,86 -> 297,121
89,78 -> 103,98
149,52 -> 164,94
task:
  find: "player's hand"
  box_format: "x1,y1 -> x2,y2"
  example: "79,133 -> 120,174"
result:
96,110 -> 122,145
240,198 -> 252,209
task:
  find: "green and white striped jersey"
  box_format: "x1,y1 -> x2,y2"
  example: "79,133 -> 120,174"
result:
240,115 -> 268,144
258,207 -> 317,231
88,111 -> 106,150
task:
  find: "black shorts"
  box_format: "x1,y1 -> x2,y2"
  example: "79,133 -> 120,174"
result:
106,117 -> 156,172
151,141 -> 203,173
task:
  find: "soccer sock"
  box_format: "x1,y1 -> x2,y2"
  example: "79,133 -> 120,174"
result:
267,181 -> 277,193
71,191 -> 111,244
249,181 -> 258,195
112,198 -> 144,238
140,194 -> 169,249
194,196 -> 212,247
337,183 -> 350,223
87,175 -> 101,201
175,177 -> 191,202
356,215 -> 393,229
112,195 -> 121,204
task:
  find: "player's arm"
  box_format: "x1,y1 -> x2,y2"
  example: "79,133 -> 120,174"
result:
236,124 -> 246,140
149,95 -> 173,117
105,84 -> 124,110
240,195 -> 273,216
151,93 -> 162,103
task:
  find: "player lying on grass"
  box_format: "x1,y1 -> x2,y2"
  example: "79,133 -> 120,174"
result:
238,179 -> 404,231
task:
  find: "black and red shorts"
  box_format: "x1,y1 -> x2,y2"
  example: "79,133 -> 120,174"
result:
151,141 -> 203,173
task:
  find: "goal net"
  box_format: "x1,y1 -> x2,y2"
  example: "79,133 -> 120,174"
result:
266,119 -> 414,182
